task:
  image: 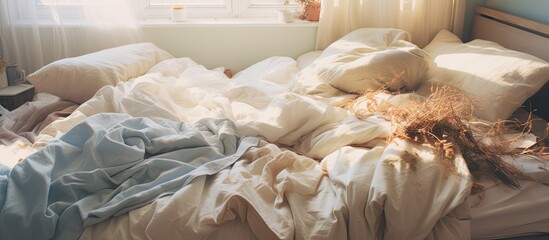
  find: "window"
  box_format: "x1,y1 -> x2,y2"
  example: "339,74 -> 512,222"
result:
36,0 -> 79,4
149,0 -> 226,6
35,0 -> 295,19
144,0 -> 295,18
149,0 -> 289,6
36,0 -> 129,5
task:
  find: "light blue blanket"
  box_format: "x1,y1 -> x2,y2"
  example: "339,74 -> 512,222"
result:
0,113 -> 259,240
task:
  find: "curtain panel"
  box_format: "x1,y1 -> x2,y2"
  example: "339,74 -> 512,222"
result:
0,0 -> 143,74
315,0 -> 466,50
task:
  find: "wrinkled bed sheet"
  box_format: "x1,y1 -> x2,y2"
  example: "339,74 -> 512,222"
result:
0,113 -> 259,240
6,57 -> 549,240
0,94 -> 77,145
0,94 -> 78,168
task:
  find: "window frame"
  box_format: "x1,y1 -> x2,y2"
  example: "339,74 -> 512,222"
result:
140,0 -> 234,19
33,0 -> 300,21
140,0 -> 299,19
238,0 -> 300,18
34,1 -> 86,21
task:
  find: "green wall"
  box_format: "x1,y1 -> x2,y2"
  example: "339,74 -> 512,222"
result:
464,0 -> 549,41
484,0 -> 549,24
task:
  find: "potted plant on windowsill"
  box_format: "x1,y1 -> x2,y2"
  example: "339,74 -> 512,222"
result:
278,0 -> 294,23
298,0 -> 320,21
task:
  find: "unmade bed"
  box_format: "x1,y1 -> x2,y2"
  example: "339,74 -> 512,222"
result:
0,6 -> 548,240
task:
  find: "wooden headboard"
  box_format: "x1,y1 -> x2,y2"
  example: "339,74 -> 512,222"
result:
472,6 -> 549,121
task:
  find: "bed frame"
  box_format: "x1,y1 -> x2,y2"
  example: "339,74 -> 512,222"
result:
472,6 -> 549,121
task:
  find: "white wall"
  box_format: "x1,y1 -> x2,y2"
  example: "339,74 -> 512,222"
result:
142,24 -> 318,73
28,23 -> 317,74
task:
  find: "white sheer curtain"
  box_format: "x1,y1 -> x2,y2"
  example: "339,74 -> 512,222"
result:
316,0 -> 466,50
0,0 -> 143,74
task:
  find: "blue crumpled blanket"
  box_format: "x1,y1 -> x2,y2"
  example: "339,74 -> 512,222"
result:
0,113 -> 259,240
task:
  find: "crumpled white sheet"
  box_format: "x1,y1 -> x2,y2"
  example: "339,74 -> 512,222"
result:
36,57 -> 390,160
81,139 -> 472,240
31,56 -> 544,240
81,141 -> 347,240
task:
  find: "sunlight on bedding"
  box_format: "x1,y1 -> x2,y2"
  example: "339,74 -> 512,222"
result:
0,140 -> 35,169
0,24 -> 548,239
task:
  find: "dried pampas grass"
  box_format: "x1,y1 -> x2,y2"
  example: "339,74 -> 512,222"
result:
340,86 -> 546,189
470,112 -> 549,157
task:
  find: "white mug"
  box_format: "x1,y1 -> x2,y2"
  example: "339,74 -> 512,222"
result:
171,6 -> 188,22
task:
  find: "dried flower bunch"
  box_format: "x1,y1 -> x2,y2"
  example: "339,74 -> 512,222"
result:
297,0 -> 320,20
0,59 -> 6,72
301,1 -> 320,11
339,85 -> 547,190
296,0 -> 320,4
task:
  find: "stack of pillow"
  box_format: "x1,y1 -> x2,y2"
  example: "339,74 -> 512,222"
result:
296,28 -> 549,122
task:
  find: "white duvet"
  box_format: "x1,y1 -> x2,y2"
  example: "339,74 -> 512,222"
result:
32,57 -> 545,239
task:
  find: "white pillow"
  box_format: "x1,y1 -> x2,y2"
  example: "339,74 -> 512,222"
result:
296,28 -> 431,94
319,28 -> 412,58
296,51 -> 322,70
423,30 -> 549,121
28,42 -> 173,104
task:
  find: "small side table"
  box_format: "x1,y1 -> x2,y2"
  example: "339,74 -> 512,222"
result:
0,84 -> 35,111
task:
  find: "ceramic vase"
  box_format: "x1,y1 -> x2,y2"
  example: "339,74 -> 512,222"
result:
278,9 -> 294,23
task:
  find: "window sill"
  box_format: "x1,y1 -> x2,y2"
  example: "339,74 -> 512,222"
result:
139,18 -> 319,28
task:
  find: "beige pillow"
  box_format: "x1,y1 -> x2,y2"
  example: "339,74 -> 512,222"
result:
423,30 -> 549,121
297,28 -> 431,94
318,28 -> 412,58
28,43 -> 173,104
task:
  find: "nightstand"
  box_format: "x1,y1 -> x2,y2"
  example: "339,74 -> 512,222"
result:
0,84 -> 35,111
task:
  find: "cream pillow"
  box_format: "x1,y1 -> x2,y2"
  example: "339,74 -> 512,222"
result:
318,28 -> 412,58
297,28 -> 431,94
423,30 -> 549,121
28,43 -> 173,104
296,51 -> 322,70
